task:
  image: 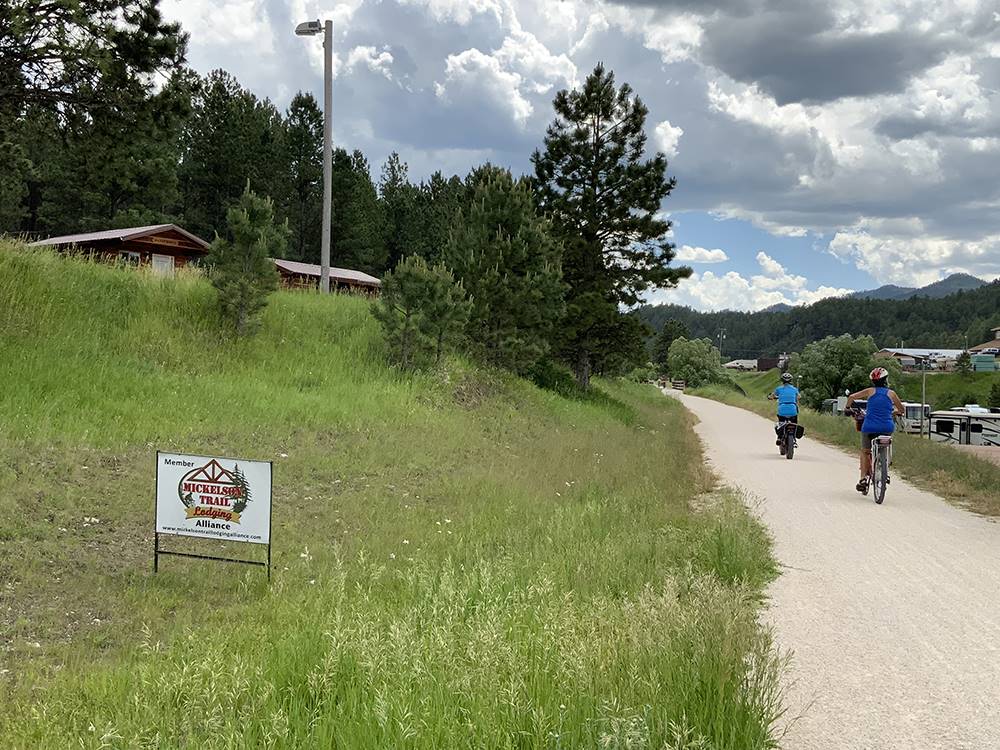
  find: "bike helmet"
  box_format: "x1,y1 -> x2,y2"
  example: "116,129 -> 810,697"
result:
870,366 -> 889,383
780,372 -> 793,383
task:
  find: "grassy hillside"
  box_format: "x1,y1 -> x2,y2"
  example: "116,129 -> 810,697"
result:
0,246 -> 783,748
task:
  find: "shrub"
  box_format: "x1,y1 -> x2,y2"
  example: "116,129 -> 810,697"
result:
667,337 -> 729,388
373,255 -> 470,369
207,185 -> 285,335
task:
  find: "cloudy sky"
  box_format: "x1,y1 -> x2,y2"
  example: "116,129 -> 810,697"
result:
163,0 -> 1000,311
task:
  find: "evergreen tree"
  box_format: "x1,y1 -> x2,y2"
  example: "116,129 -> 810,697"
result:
379,152 -> 421,269
38,70 -> 194,234
445,166 -> 566,374
373,255 -> 470,369
413,171 -> 467,263
592,314 -> 652,376
653,319 -> 689,374
332,148 -> 386,274
179,70 -> 285,240
207,185 -> 285,336
955,351 -> 972,375
532,64 -> 692,387
1,0 -> 187,119
988,382 -> 1000,410
281,92 -> 323,262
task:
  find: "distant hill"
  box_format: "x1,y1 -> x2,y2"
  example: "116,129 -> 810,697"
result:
761,302 -> 793,313
636,277 -> 1000,358
850,273 -> 986,301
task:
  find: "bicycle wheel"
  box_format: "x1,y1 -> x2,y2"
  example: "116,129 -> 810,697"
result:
872,443 -> 888,505
785,430 -> 795,459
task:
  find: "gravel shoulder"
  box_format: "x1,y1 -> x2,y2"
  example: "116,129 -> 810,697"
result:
673,391 -> 1000,750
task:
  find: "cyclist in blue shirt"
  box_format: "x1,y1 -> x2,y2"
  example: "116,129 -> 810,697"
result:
768,372 -> 799,445
847,367 -> 904,493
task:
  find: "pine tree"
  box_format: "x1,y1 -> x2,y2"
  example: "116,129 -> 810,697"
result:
207,185 -> 285,336
532,64 -> 692,387
653,320 -> 689,374
379,152 -> 421,270
282,92 -> 323,262
373,255 -> 470,369
178,70 -> 285,240
332,149 -> 387,274
988,382 -> 1000,409
445,166 -> 566,374
955,350 -> 973,375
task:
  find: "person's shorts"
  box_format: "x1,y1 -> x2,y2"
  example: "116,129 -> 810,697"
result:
777,414 -> 798,423
862,431 -> 892,449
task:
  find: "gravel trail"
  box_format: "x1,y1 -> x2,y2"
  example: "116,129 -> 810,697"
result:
674,391 -> 1000,750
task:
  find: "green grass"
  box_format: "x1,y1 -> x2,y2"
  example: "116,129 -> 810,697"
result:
895,370 -> 1000,411
0,245 -> 784,749
731,368 -> 1000,411
692,382 -> 1000,517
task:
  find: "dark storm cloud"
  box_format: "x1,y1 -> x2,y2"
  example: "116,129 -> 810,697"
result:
701,5 -> 951,104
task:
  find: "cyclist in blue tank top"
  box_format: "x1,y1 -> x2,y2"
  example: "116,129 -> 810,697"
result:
768,372 -> 800,445
846,367 -> 904,493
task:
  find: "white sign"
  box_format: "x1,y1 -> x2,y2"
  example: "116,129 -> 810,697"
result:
155,452 -> 271,545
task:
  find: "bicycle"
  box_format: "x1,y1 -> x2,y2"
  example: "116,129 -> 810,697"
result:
848,407 -> 893,504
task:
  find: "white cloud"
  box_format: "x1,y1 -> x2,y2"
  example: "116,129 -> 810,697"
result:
648,251 -> 852,311
655,120 -> 684,158
398,0 -> 504,25
828,220 -> 1000,286
346,46 -> 394,79
570,12 -> 609,56
435,48 -> 533,124
674,245 -> 728,263
493,26 -> 577,94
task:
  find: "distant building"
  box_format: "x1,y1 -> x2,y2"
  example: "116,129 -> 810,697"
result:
875,348 -> 964,370
969,327 -> 1000,354
272,258 -> 381,294
29,224 -> 210,275
723,359 -> 757,371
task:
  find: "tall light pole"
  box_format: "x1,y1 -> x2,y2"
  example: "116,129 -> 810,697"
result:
295,19 -> 333,293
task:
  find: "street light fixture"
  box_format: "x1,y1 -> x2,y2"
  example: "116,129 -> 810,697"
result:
296,18 -> 333,294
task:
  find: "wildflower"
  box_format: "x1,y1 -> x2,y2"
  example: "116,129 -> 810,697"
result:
444,518 -> 452,524
279,453 -> 289,458
436,521 -> 441,526
389,553 -> 396,560
308,579 -> 316,585
403,539 -> 410,545
555,492 -> 561,497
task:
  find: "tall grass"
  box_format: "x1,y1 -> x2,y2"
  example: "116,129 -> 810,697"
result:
1,245 -> 785,748
692,382 -> 1000,516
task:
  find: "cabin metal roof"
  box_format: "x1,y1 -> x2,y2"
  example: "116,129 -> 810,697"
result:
878,347 -> 964,359
272,258 -> 381,286
28,224 -> 211,251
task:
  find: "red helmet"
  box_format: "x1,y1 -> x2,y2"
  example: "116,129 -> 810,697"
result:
870,367 -> 889,382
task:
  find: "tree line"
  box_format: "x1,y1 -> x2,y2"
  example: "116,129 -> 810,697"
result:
1,0 -> 692,387
638,284 -> 1000,359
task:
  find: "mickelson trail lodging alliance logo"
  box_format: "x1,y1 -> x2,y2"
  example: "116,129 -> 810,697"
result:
178,459 -> 252,527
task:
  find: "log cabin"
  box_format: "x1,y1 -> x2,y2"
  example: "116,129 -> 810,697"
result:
29,224 -> 210,274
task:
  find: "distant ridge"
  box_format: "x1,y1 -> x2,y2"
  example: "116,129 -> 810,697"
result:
636,274 -> 1000,358
850,273 -> 986,301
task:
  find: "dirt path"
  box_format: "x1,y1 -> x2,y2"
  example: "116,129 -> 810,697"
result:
673,391 -> 1000,750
